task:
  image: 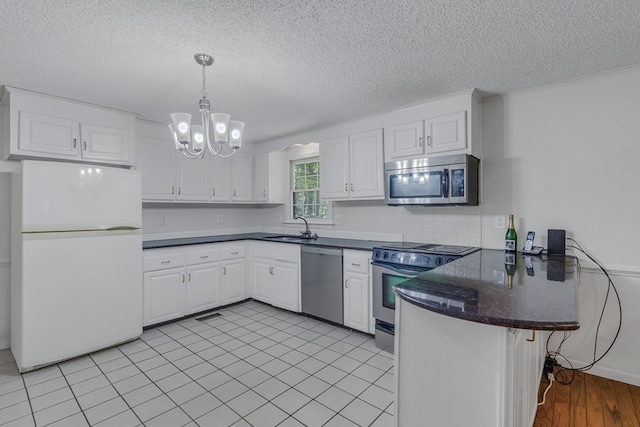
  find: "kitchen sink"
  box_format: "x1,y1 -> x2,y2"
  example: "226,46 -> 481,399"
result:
262,235 -> 316,243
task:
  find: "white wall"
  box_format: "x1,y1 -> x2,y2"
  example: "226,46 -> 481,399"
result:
480,67 -> 640,385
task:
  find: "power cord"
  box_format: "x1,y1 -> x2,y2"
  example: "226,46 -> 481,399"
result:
544,237 -> 622,385
538,372 -> 555,406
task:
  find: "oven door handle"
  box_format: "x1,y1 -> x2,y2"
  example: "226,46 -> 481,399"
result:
371,262 -> 427,276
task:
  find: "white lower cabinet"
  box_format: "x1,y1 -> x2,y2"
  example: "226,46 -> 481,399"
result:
251,242 -> 301,312
220,245 -> 246,305
143,244 -> 241,326
343,250 -> 371,333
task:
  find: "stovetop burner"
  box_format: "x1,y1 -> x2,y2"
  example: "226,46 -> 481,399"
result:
372,242 -> 480,269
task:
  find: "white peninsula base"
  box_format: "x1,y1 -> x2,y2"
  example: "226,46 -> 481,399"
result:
393,298 -> 549,427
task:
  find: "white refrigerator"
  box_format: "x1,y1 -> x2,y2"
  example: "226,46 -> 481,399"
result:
11,160 -> 143,372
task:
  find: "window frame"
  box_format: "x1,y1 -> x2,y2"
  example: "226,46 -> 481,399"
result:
288,156 -> 333,224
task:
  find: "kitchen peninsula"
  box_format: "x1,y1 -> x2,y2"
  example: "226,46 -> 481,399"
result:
392,250 -> 579,427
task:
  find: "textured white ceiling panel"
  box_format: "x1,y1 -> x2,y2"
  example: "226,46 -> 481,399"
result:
1,0 -> 639,144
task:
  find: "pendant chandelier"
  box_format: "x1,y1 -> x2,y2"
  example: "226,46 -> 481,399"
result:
168,53 -> 244,159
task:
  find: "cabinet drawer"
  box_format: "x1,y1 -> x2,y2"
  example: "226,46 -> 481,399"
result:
143,250 -> 185,272
343,250 -> 370,274
253,241 -> 299,262
221,245 -> 245,260
186,247 -> 221,265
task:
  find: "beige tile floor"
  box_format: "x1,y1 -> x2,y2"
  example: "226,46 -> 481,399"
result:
0,300 -> 394,426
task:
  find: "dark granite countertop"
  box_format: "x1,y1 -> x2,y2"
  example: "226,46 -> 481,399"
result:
394,249 -> 579,331
143,232 -> 398,251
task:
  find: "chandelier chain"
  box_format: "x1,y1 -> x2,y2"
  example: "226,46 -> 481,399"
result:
201,61 -> 208,100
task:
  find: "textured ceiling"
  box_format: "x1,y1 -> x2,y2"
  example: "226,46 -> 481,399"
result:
1,0 -> 639,145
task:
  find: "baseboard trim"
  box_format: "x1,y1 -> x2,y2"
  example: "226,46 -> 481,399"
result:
566,357 -> 640,387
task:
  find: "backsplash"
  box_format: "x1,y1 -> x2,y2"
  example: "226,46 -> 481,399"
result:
142,202 -> 482,246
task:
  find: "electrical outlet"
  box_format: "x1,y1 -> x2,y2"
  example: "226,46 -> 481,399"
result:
159,216 -> 166,226
494,216 -> 505,229
335,215 -> 343,225
217,215 -> 223,223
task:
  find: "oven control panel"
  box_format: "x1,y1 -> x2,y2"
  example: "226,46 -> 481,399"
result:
372,248 -> 458,268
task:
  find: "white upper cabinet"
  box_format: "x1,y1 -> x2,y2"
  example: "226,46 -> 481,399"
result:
138,121 -> 257,203
384,91 -> 480,162
253,153 -> 269,202
176,155 -> 209,201
424,110 -> 467,154
319,136 -> 350,200
319,129 -> 384,201
2,86 -> 135,166
139,134 -> 177,201
209,154 -> 232,202
385,120 -> 424,160
231,152 -> 253,202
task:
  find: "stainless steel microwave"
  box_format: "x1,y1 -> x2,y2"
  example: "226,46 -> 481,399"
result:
384,154 -> 479,206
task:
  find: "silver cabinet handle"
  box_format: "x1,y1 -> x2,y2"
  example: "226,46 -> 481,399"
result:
418,137 -> 423,147
231,251 -> 239,255
171,186 -> 175,195
426,136 -> 432,147
181,274 -> 185,283
73,138 -> 77,149
263,190 -> 267,197
344,183 -> 348,192
212,189 -> 216,196
350,183 -> 354,191
83,141 -> 87,151
200,255 -> 209,259
345,279 -> 348,289
178,187 -> 181,195
269,266 -> 274,275
223,266 -> 227,275
188,272 -> 191,281
351,263 -> 360,267
160,260 -> 171,265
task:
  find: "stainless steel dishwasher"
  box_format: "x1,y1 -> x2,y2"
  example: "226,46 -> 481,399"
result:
300,246 -> 344,324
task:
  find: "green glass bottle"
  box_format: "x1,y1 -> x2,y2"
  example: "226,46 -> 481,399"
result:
505,214 -> 517,252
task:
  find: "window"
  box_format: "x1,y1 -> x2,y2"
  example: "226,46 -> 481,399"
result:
291,158 -> 329,220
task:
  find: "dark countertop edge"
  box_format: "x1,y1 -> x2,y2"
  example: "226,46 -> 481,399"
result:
142,233 -> 391,251
395,282 -> 580,331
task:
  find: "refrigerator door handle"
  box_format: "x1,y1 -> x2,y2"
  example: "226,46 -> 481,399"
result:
105,226 -> 140,231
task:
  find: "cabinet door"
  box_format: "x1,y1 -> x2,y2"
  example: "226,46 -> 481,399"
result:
231,153 -> 253,201
272,261 -> 300,312
80,123 -> 130,163
221,259 -> 245,304
253,153 -> 269,202
18,111 -> 79,158
425,111 -> 467,154
319,136 -> 350,200
349,129 -> 384,199
385,120 -> 424,161
143,268 -> 185,326
186,262 -> 220,315
139,136 -> 178,201
209,154 -> 232,201
252,258 -> 272,304
343,271 -> 369,332
177,155 -> 210,201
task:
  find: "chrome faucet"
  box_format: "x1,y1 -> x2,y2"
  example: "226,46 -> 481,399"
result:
294,215 -> 318,239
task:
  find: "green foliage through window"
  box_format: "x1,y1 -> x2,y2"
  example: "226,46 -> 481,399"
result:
292,159 -> 328,220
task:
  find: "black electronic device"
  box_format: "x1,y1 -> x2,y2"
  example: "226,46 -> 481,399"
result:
522,231 -> 543,255
548,229 -> 566,256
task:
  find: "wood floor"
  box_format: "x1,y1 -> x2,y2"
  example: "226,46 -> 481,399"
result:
533,369 -> 640,427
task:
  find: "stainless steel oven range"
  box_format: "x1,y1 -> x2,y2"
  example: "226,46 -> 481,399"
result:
371,243 -> 480,353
